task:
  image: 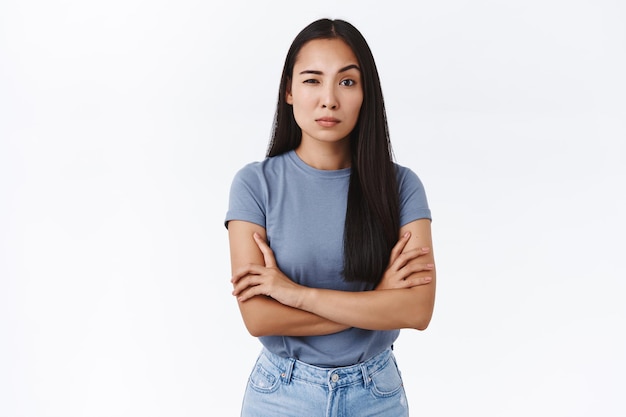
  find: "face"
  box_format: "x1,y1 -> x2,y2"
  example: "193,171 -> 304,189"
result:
287,38 -> 363,149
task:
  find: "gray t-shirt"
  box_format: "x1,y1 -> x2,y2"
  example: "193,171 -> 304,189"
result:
225,150 -> 431,367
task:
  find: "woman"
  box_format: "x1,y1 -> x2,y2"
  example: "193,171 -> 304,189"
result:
225,18 -> 435,416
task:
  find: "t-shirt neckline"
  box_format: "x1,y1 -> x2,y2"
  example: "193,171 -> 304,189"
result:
287,150 -> 352,179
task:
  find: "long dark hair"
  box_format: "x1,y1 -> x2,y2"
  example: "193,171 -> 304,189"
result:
267,19 -> 399,285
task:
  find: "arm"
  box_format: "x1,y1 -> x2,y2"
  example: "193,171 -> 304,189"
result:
234,219 -> 436,331
300,219 -> 436,330
228,220 -> 349,337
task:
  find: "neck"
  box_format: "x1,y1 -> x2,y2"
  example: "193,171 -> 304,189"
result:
295,139 -> 351,170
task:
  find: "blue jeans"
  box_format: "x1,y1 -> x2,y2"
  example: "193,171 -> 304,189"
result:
241,347 -> 409,417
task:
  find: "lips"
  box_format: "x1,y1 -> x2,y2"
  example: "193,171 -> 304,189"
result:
316,117 -> 340,127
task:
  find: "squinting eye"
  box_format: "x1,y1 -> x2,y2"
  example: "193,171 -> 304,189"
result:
340,79 -> 356,87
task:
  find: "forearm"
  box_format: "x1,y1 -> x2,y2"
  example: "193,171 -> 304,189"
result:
229,219 -> 436,335
297,284 -> 435,331
238,295 -> 350,337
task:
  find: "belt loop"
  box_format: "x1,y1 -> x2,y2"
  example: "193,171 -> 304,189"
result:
360,363 -> 370,388
281,357 -> 295,384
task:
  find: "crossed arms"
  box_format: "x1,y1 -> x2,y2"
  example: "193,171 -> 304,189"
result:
227,218 -> 436,337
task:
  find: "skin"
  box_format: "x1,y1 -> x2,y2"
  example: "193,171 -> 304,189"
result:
287,38 -> 363,170
228,38 -> 436,336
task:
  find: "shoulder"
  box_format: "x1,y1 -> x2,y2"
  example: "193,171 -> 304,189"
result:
231,159 -> 264,185
393,162 -> 427,192
231,152 -> 291,185
226,152 -> 295,229
393,162 -> 432,223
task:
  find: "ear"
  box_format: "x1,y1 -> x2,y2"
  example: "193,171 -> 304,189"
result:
285,79 -> 293,105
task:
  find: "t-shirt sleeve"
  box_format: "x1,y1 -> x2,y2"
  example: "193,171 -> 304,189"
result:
224,163 -> 267,229
397,166 -> 432,226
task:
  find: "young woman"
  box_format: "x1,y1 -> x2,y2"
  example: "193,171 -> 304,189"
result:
226,18 -> 436,417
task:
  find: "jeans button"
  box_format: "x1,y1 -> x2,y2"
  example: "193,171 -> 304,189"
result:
331,373 -> 339,382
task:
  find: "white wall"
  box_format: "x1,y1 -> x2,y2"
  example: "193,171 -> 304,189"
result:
1,1 -> 624,416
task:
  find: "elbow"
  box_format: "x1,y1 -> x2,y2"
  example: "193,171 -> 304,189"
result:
238,297 -> 272,337
247,326 -> 270,338
238,309 -> 264,337
243,317 -> 269,337
404,286 -> 435,331
412,317 -> 432,331
403,312 -> 431,331
244,321 -> 261,337
396,311 -> 431,331
406,304 -> 434,331
247,328 -> 265,338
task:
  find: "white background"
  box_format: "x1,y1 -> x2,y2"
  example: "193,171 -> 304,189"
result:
1,0 -> 625,416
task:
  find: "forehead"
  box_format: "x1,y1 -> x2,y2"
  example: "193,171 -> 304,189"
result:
294,38 -> 359,70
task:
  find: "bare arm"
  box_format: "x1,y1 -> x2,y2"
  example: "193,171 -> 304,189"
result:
228,220 -> 349,337
300,219 -> 436,330
234,219 -> 436,331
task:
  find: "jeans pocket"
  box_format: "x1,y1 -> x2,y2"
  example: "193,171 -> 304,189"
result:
369,358 -> 404,398
247,358 -> 281,394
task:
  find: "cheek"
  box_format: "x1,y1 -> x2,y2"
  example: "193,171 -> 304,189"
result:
290,100 -> 311,128
290,85 -> 315,103
291,94 -> 312,111
347,96 -> 364,119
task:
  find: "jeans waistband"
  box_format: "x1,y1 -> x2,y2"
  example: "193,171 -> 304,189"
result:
259,347 -> 394,389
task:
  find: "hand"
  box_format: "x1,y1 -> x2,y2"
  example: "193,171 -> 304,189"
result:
376,232 -> 434,290
231,233 -> 304,307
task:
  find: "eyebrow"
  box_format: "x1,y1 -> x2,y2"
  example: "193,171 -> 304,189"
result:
299,64 -> 361,75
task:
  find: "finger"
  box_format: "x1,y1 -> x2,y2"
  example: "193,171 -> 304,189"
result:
404,275 -> 433,288
253,232 -> 277,268
388,232 -> 411,265
390,261 -> 434,283
401,262 -> 435,281
389,247 -> 422,271
234,276 -> 270,301
402,260 -> 435,274
395,247 -> 431,268
237,283 -> 268,302
231,263 -> 265,284
232,274 -> 261,296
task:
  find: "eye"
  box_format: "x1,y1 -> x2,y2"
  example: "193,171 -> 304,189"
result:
340,79 -> 356,87
303,79 -> 319,84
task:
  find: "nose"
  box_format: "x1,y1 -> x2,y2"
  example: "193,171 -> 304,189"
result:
321,85 -> 338,110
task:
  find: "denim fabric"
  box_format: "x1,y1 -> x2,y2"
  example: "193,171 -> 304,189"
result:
240,348 -> 409,417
